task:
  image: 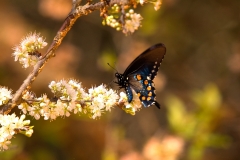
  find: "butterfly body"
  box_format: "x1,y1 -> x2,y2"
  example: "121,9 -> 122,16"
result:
115,43 -> 166,109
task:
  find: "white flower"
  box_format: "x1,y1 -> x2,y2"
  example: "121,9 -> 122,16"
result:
105,89 -> 119,111
139,0 -> 146,4
123,13 -> 143,35
118,91 -> 142,115
153,0 -> 162,11
86,84 -> 119,119
12,32 -> 47,68
0,140 -> 11,150
18,103 -> 31,114
119,92 -> 128,102
0,87 -> 12,105
0,113 -> 33,151
29,105 -> 41,120
18,92 -> 35,114
44,106 -> 58,120
25,128 -> 34,137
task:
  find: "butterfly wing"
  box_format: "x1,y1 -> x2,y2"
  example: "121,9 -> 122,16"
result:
127,64 -> 160,108
123,43 -> 166,79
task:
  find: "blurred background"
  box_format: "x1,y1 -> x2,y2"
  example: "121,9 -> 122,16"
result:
0,0 -> 240,159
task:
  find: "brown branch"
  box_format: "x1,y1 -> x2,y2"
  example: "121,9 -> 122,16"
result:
0,0 -> 129,115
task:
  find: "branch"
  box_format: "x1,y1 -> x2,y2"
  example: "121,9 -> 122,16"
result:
0,0 -> 129,115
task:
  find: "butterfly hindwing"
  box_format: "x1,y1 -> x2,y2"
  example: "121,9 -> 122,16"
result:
127,66 -> 160,108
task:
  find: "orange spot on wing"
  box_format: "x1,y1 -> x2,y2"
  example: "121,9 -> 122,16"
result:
136,74 -> 142,80
148,92 -> 152,96
147,86 -> 151,91
144,80 -> 148,85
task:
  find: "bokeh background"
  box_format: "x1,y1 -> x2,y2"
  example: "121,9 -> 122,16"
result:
0,0 -> 240,159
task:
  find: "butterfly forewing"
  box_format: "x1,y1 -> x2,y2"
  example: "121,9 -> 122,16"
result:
123,43 -> 166,78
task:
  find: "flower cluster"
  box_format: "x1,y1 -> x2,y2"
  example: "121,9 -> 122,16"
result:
0,87 -> 12,106
101,0 -> 162,34
13,32 -> 47,68
123,10 -> 143,35
102,4 -> 121,31
18,79 -> 124,120
0,114 -> 33,151
102,6 -> 143,35
85,85 -> 119,119
118,92 -> 142,115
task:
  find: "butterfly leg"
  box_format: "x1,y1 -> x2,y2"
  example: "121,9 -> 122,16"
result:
153,101 -> 160,109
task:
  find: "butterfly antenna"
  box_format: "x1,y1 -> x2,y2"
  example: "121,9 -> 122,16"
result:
106,63 -> 119,88
107,63 -> 118,73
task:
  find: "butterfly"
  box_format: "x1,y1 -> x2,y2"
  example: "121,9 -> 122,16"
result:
115,43 -> 166,109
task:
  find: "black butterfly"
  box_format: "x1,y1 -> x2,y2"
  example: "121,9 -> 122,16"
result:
115,43 -> 166,109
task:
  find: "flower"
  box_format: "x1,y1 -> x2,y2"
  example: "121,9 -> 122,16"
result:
0,87 -> 12,105
139,0 -> 146,5
18,91 -> 35,114
123,12 -> 143,35
29,105 -> 41,120
0,113 -> 33,151
153,0 -> 162,11
118,91 -> 142,115
86,84 -> 119,119
12,32 -> 47,68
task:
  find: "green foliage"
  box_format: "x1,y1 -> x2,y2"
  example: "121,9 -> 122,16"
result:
165,83 -> 230,160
